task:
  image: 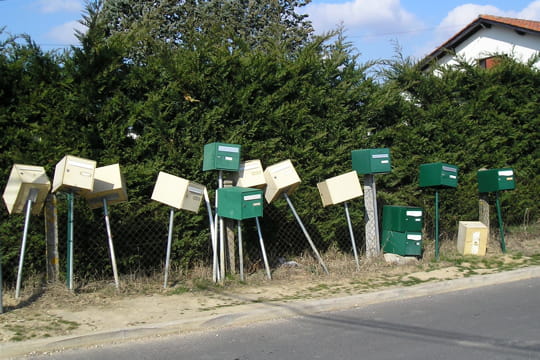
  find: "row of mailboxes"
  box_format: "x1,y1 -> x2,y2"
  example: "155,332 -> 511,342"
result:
381,205 -> 423,256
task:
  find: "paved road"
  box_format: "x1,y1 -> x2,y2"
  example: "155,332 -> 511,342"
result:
28,277 -> 540,360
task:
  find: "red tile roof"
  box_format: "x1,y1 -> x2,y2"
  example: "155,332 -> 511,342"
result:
480,15 -> 540,32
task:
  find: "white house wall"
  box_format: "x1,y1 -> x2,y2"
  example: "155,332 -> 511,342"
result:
437,25 -> 540,68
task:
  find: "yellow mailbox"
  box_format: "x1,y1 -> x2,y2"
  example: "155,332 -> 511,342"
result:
83,164 -> 128,209
234,160 -> 266,189
52,155 -> 96,193
263,159 -> 301,203
3,164 -> 51,215
317,171 -> 363,207
457,221 -> 488,256
151,171 -> 205,213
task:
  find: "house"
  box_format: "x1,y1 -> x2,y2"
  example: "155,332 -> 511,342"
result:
420,15 -> 540,71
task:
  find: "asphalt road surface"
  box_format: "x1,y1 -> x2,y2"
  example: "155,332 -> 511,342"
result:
28,277 -> 540,360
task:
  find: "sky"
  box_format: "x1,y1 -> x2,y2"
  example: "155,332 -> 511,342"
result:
1,0 -> 540,62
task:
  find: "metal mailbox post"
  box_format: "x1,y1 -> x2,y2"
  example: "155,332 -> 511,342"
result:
317,171 -> 363,270
477,168 -> 515,253
351,148 -> 392,258
419,162 -> 458,260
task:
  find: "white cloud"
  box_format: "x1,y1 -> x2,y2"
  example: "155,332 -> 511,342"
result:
45,21 -> 86,45
305,0 -> 422,38
35,0 -> 82,14
518,0 -> 540,19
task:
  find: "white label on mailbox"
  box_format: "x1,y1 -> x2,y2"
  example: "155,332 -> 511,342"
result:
406,210 -> 422,217
225,156 -> 233,161
244,194 -> 262,201
380,160 -> 389,164
188,186 -> 203,194
442,166 -> 457,173
271,163 -> 291,173
240,163 -> 259,171
80,171 -> 92,177
372,154 -> 389,159
498,170 -> 513,176
68,160 -> 94,170
407,234 -> 422,241
218,145 -> 239,153
449,175 -> 457,179
253,202 -> 261,206
471,231 -> 480,254
19,167 -> 42,172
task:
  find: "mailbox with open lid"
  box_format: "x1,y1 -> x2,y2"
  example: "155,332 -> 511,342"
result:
217,187 -> 263,220
317,171 -> 363,207
3,164 -> 51,215
477,168 -> 515,193
151,171 -> 205,213
83,164 -> 128,209
263,159 -> 301,203
52,155 -> 96,193
419,162 -> 458,188
351,148 -> 391,175
202,142 -> 241,172
233,160 -> 266,189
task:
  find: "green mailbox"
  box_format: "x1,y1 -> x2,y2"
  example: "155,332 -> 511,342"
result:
351,148 -> 391,175
382,205 -> 423,233
203,142 -> 241,171
217,187 -> 263,220
477,168 -> 515,193
419,162 -> 458,188
381,230 -> 422,256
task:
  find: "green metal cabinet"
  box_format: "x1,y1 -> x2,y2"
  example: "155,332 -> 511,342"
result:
382,205 -> 423,233
477,168 -> 515,193
217,187 -> 263,220
351,148 -> 391,175
203,142 -> 241,171
381,230 -> 422,256
419,162 -> 458,188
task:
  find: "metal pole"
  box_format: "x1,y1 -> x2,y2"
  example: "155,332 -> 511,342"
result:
495,191 -> 507,253
435,190 -> 440,261
218,171 -> 225,284
204,188 -> 218,282
163,208 -> 174,288
255,217 -> 272,280
283,193 -> 329,274
237,221 -> 244,281
103,199 -> 120,289
15,198 -> 33,299
344,202 -> 360,271
66,192 -> 74,290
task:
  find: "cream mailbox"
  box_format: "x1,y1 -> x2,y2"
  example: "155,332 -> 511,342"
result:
234,160 -> 266,189
52,155 -> 96,193
457,221 -> 488,256
317,171 -> 363,207
151,171 -> 205,213
3,164 -> 51,215
83,164 -> 128,209
263,159 -> 301,203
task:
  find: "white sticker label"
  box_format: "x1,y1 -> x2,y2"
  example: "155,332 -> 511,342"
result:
407,234 -> 422,241
225,156 -> 233,161
372,154 -> 389,159
218,145 -> 239,153
471,231 -> 480,254
188,186 -> 204,195
406,210 -> 422,217
240,163 -> 259,171
449,175 -> 457,179
498,170 -> 513,176
244,194 -> 262,201
380,160 -> 389,164
68,160 -> 94,170
442,166 -> 457,173
271,163 -> 292,173
80,171 -> 92,177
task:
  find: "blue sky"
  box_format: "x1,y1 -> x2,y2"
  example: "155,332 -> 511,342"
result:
1,0 -> 539,62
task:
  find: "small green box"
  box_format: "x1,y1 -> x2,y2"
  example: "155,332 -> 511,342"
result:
477,168 -> 515,193
381,230 -> 422,256
203,142 -> 241,171
351,148 -> 391,174
419,162 -> 458,188
217,187 -> 263,220
382,205 -> 423,232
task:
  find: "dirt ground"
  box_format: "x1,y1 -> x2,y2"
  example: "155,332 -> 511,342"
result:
1,224 -> 539,346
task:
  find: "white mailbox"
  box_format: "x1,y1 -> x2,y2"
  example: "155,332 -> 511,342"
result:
3,164 -> 51,215
151,171 -> 205,213
234,160 -> 266,189
52,155 -> 96,193
83,164 -> 128,209
263,159 -> 301,203
317,171 -> 363,207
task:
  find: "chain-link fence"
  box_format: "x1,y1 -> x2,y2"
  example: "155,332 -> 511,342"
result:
1,193 -> 367,287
